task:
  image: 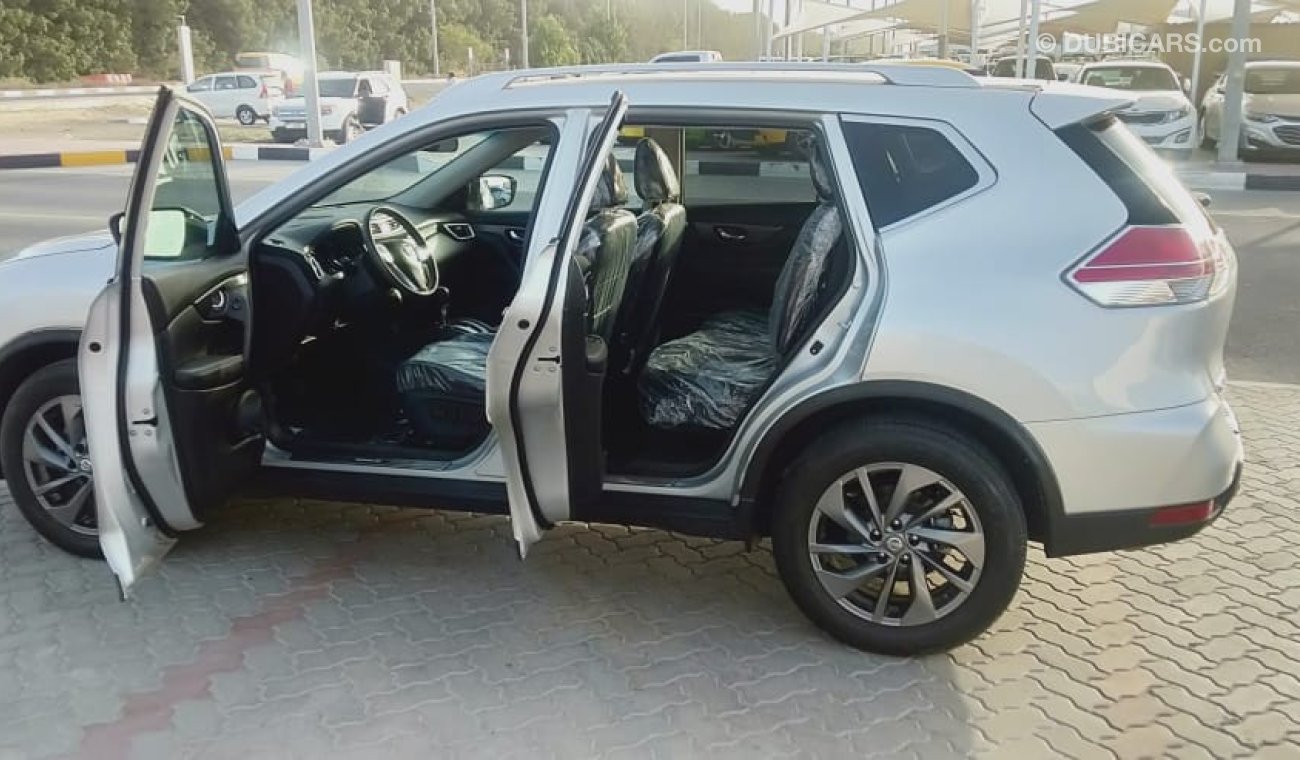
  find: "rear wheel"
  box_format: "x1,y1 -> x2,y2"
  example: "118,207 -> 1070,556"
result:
771,417 -> 1026,655
0,359 -> 101,558
235,105 -> 257,126
1199,113 -> 1217,149
340,115 -> 362,144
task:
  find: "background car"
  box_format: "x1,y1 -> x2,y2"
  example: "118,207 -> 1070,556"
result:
1075,60 -> 1195,152
269,70 -> 409,144
989,56 -> 1056,80
184,70 -> 284,125
235,51 -> 304,95
1201,60 -> 1300,159
650,50 -> 723,63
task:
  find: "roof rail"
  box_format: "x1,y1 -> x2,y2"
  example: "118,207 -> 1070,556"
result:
499,62 -> 979,89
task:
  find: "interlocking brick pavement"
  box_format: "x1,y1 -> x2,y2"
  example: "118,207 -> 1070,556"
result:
0,382 -> 1297,759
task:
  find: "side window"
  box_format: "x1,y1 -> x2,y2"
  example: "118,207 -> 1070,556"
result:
237,75 -> 258,89
215,76 -> 238,91
186,77 -> 212,93
681,127 -> 818,206
842,121 -> 980,229
358,78 -> 374,97
145,108 -> 228,260
369,77 -> 390,96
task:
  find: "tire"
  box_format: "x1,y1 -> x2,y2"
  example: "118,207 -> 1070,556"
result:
340,115 -> 362,144
1200,114 -> 1217,149
770,416 -> 1026,656
235,105 -> 257,126
0,359 -> 102,558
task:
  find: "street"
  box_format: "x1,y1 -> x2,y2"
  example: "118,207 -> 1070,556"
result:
2,162 -> 1296,384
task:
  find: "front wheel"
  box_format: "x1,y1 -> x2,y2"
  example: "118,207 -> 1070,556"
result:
771,417 -> 1026,656
0,359 -> 102,558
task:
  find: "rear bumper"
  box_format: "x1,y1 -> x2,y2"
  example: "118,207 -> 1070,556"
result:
1031,392 -> 1243,557
1044,460 -> 1241,557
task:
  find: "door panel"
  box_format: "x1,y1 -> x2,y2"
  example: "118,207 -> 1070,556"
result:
486,93 -> 628,558
659,201 -> 814,339
80,87 -> 256,594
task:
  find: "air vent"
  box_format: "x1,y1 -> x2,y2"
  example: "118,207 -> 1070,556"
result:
443,222 -> 475,241
368,212 -> 401,238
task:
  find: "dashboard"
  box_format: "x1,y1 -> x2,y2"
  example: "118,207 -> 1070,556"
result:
250,201 -> 479,370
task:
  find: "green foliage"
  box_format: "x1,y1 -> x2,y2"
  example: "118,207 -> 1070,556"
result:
2,0 -> 763,83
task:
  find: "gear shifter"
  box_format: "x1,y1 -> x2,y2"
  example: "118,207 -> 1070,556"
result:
433,286 -> 451,326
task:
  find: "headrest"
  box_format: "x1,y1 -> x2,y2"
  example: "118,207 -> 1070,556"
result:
633,138 -> 680,204
809,141 -> 835,202
590,153 -> 629,210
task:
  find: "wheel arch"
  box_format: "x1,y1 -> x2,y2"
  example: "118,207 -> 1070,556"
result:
739,381 -> 1064,546
0,329 -> 82,478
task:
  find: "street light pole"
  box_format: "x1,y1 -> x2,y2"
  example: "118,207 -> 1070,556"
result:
295,0 -> 323,147
683,0 -> 689,48
519,0 -> 530,68
1190,0 -> 1207,143
1218,0 -> 1250,162
429,0 -> 440,78
1025,0 -> 1042,80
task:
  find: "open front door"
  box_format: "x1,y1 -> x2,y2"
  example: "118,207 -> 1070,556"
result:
486,91 -> 629,557
79,88 -> 260,595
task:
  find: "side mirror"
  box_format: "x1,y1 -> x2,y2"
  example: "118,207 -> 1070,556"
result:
468,174 -> 517,211
116,208 -> 191,258
429,138 -> 460,153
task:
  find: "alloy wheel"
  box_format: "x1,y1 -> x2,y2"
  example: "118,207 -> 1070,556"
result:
806,462 -> 984,627
20,395 -> 96,535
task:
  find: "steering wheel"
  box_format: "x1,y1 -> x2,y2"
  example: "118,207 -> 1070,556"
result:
361,206 -> 439,297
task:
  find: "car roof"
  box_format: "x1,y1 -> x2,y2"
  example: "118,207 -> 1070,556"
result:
1081,60 -> 1171,69
1246,60 -> 1300,69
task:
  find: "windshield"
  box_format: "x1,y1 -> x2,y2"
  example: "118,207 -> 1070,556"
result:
1246,67 -> 1300,95
315,134 -> 491,206
1081,66 -> 1179,91
317,77 -> 358,98
992,58 -> 1053,79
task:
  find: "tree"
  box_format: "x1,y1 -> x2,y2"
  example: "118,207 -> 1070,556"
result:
531,14 -> 580,68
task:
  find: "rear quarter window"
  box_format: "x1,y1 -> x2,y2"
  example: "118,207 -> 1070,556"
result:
842,121 -> 981,229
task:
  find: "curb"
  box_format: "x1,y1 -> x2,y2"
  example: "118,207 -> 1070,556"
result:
0,144 -> 333,170
2,146 -> 1297,190
0,85 -> 156,99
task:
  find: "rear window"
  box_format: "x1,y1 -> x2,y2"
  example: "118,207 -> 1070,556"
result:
1246,67 -> 1300,95
842,121 -> 981,229
1056,115 -> 1211,231
237,75 -> 258,88
1080,66 -> 1179,91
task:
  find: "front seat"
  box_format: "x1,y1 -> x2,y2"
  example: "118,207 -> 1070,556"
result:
396,156 -> 637,447
637,142 -> 844,431
609,138 -> 687,376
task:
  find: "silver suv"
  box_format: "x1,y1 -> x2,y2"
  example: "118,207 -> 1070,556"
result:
0,64 -> 1243,655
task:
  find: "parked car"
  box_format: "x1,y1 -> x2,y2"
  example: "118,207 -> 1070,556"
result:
1053,62 -> 1082,82
650,50 -> 723,64
0,64 -> 1242,656
1201,60 -> 1300,159
269,71 -> 409,144
235,51 -> 305,95
184,70 -> 284,125
989,56 -> 1056,80
1075,60 -> 1195,152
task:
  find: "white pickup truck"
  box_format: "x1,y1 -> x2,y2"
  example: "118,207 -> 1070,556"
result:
269,71 -> 409,144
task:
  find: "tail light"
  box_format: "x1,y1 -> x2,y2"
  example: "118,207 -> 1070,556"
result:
259,84 -> 268,98
1066,225 -> 1230,307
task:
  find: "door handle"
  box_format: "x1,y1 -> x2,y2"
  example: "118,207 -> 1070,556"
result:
506,228 -> 525,244
715,226 -> 747,242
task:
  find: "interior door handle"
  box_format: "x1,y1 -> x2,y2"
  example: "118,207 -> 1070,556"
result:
715,226 -> 747,242
506,228 -> 525,244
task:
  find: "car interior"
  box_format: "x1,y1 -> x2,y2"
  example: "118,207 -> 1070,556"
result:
247,119 -> 854,479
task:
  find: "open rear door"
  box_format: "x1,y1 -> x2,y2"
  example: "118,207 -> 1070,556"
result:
486,91 -> 629,557
79,87 -> 258,595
